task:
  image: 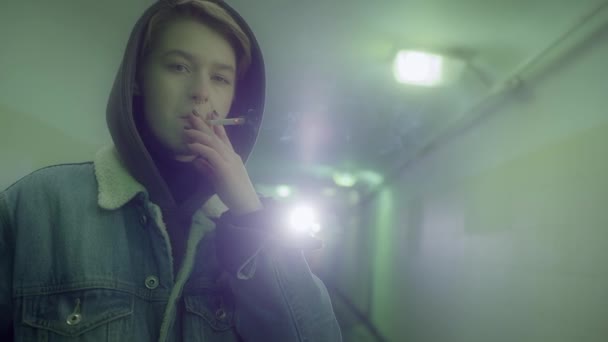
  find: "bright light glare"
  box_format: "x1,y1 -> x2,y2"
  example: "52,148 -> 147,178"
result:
311,223 -> 322,234
276,185 -> 292,198
393,50 -> 443,86
288,205 -> 318,234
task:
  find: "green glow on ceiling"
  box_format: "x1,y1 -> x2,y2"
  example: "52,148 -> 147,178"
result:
358,170 -> 384,187
333,172 -> 357,187
276,185 -> 293,198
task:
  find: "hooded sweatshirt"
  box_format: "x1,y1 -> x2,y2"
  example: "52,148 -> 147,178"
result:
1,1 -> 343,340
106,0 -> 266,270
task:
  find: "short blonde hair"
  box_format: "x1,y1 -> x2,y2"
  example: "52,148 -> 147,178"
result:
141,0 -> 252,80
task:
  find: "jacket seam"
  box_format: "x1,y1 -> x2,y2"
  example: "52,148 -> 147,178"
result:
272,254 -> 304,341
0,192 -> 12,234
1,162 -> 93,193
13,281 -> 171,301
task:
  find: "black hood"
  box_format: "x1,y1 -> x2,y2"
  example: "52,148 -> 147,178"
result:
106,0 -> 265,214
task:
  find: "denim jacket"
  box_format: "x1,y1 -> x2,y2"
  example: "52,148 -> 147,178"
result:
0,145 -> 342,341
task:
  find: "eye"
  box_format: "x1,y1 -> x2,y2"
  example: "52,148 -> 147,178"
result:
212,74 -> 231,85
168,63 -> 189,73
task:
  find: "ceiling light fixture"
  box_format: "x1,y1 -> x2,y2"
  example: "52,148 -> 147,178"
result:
393,50 -> 465,87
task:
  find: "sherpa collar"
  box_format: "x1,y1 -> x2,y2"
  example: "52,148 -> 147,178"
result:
94,144 -> 229,340
93,144 -> 228,217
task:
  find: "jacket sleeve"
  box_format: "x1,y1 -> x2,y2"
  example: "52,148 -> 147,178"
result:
0,191 -> 14,340
215,197 -> 342,341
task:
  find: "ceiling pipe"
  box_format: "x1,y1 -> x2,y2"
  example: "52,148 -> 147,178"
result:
359,1 -> 608,206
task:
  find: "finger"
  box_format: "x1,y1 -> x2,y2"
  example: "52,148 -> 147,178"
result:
212,124 -> 234,151
183,128 -> 231,157
189,112 -> 214,134
186,142 -> 225,169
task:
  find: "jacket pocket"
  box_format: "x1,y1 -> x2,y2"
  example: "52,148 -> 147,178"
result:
184,292 -> 235,331
184,292 -> 241,341
20,288 -> 133,341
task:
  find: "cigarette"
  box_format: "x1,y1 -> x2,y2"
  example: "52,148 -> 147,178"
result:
207,117 -> 246,126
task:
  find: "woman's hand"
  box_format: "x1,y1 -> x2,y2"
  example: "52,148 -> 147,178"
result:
183,112 -> 262,216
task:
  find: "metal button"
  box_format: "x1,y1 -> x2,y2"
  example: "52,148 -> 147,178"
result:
145,275 -> 159,289
66,313 -> 82,325
215,308 -> 226,320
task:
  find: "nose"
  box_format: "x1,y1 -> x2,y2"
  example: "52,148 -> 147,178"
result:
190,77 -> 210,105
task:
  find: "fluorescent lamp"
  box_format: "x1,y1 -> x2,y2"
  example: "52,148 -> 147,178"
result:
332,172 -> 357,187
276,185 -> 292,198
393,50 -> 443,86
